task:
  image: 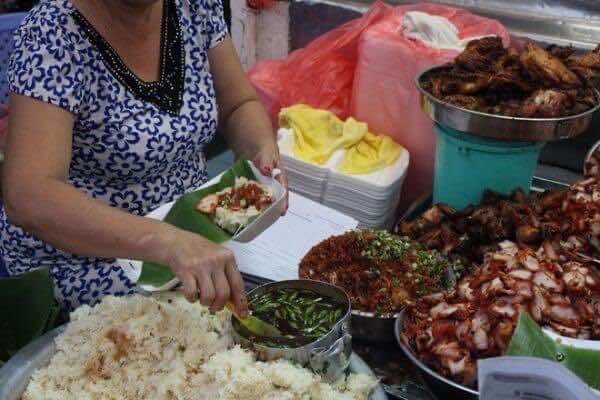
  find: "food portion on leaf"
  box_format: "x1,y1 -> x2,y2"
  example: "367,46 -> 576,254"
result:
400,240 -> 600,387
139,159 -> 268,287
195,176 -> 274,235
299,230 -> 464,316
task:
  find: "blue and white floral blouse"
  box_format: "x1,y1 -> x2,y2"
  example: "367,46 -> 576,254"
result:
0,0 -> 227,311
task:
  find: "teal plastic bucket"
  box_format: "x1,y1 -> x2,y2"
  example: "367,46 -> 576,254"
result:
433,123 -> 545,209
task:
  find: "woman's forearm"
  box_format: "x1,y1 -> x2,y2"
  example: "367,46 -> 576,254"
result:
208,38 -> 277,160
4,177 -> 175,264
222,98 -> 276,159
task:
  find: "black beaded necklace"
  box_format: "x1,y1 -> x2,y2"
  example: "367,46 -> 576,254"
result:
72,0 -> 185,114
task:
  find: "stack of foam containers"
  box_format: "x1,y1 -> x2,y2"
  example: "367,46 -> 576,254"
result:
278,129 -> 410,229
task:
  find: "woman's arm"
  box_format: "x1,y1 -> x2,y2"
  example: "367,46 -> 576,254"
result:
209,37 -> 288,201
1,94 -> 247,314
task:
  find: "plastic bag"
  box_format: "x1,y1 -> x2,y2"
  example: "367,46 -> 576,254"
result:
248,1 -> 390,126
351,3 -> 510,210
249,1 -> 509,210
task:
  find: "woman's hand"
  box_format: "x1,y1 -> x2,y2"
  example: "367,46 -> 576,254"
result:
208,38 -> 289,213
159,227 -> 248,317
252,143 -> 289,213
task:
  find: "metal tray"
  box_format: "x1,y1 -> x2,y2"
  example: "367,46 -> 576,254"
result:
394,310 -> 479,400
416,66 -> 600,142
0,325 -> 388,400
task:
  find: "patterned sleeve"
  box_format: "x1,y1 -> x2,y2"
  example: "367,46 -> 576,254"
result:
201,0 -> 228,50
8,27 -> 83,115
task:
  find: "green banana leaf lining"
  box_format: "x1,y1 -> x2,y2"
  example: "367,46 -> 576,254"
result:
139,159 -> 256,286
0,268 -> 59,362
507,312 -> 600,390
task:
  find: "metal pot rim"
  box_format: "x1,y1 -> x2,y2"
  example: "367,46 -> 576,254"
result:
351,309 -> 401,320
415,65 -> 600,142
394,310 -> 479,397
584,140 -> 600,175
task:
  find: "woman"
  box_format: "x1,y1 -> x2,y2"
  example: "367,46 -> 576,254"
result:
0,0 -> 286,315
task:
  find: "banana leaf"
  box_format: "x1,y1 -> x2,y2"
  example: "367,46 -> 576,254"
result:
507,312 -> 600,391
0,268 -> 59,362
138,159 -> 257,287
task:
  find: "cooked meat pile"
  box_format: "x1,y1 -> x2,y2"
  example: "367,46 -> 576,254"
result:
398,171 -> 600,265
397,189 -> 566,266
401,241 -> 600,386
559,175 -> 600,260
420,37 -> 600,117
298,230 -> 463,315
398,149 -> 600,387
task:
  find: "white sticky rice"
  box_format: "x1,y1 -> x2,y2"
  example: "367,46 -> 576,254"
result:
22,293 -> 376,400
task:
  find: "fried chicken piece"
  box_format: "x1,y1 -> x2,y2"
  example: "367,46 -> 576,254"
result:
440,71 -> 491,95
442,95 -> 485,110
520,43 -> 581,88
568,51 -> 600,69
455,37 -> 507,72
519,89 -> 576,118
567,50 -> 600,86
494,48 -> 521,70
488,100 -> 527,117
546,44 -> 576,60
425,76 -> 444,98
487,69 -> 534,94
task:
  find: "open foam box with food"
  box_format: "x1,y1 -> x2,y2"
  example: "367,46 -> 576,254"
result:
119,159 -> 286,292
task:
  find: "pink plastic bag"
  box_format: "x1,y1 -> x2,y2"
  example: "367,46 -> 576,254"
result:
351,4 -> 510,210
248,1 -> 391,126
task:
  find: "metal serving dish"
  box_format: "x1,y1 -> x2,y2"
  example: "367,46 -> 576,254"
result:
394,310 -> 479,400
232,279 -> 353,381
416,66 -> 600,142
351,266 -> 458,344
0,323 -> 388,400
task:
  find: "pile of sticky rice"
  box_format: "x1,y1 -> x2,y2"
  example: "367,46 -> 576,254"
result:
23,293 -> 376,400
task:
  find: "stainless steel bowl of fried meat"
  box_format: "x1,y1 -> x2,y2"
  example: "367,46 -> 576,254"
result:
417,37 -> 600,141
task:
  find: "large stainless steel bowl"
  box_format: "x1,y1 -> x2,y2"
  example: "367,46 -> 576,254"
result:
0,323 -> 388,400
394,310 -> 479,400
232,279 -> 352,381
416,66 -> 600,142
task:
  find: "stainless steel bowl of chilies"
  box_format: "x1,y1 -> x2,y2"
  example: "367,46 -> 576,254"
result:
232,280 -> 352,381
